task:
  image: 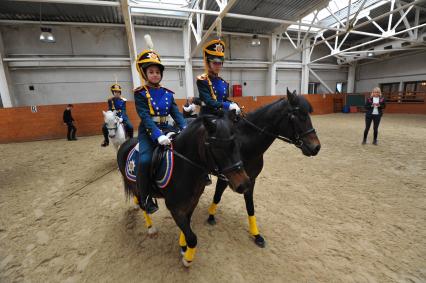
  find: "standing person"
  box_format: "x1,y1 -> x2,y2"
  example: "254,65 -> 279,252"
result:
63,104 -> 77,141
362,87 -> 386,145
196,39 -> 240,115
134,35 -> 187,214
101,84 -> 134,147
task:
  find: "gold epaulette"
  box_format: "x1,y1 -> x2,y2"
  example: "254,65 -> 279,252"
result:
133,86 -> 145,93
197,74 -> 208,80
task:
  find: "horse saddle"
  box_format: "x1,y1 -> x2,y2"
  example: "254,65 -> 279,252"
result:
124,143 -> 174,189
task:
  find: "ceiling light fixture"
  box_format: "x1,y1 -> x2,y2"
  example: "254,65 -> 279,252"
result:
39,4 -> 55,43
251,35 -> 261,47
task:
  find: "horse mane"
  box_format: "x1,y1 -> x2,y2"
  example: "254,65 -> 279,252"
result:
245,98 -> 287,122
296,95 -> 314,114
245,94 -> 313,120
104,110 -> 116,123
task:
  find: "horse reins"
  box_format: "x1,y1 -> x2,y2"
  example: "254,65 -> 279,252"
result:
240,107 -> 316,148
168,135 -> 243,180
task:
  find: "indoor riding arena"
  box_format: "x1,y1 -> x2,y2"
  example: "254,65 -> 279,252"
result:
1,0 -> 425,282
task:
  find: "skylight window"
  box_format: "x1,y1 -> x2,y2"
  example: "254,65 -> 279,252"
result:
130,0 -> 192,18
288,0 -> 369,32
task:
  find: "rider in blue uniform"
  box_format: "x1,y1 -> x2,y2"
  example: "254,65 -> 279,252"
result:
101,84 -> 134,147
196,39 -> 240,115
134,36 -> 187,214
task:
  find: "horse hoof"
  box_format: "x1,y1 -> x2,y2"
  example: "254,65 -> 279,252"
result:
207,215 -> 216,225
254,235 -> 266,248
182,257 -> 193,267
180,246 -> 187,256
148,226 -> 158,237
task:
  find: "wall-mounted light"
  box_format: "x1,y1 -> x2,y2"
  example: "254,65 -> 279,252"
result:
251,35 -> 261,47
367,52 -> 374,57
40,27 -> 55,43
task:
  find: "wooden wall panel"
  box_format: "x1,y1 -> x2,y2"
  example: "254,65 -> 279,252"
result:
1,95 -> 424,143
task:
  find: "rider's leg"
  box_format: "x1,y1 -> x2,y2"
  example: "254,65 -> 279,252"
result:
137,131 -> 158,214
101,123 -> 109,146
124,120 -> 134,138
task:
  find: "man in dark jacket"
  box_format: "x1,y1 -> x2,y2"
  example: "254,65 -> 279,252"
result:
63,104 -> 77,141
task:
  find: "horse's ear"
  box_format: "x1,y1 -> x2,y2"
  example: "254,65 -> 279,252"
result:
287,89 -> 297,106
202,116 -> 217,134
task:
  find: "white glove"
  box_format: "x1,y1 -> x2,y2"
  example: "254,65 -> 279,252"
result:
118,117 -> 123,123
229,103 -> 241,114
166,132 -> 176,139
157,135 -> 171,145
183,104 -> 196,113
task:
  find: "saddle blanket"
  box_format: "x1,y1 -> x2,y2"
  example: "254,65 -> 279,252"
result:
125,143 -> 174,189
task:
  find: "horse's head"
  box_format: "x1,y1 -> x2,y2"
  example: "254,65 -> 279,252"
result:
103,110 -> 120,138
280,89 -> 321,156
202,111 -> 251,194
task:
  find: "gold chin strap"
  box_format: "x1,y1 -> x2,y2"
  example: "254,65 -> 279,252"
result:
143,85 -> 155,115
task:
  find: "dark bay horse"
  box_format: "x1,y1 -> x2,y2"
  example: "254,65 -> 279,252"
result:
117,111 -> 251,267
206,89 -> 321,247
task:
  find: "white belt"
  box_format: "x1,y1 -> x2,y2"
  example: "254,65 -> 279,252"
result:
152,116 -> 168,123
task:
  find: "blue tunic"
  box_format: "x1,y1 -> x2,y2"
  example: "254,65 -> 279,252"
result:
134,85 -> 187,142
108,96 -> 129,121
196,74 -> 231,114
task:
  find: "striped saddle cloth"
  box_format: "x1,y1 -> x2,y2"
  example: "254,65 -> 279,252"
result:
125,143 -> 174,189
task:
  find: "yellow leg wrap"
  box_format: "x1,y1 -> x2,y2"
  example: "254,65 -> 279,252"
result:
133,196 -> 139,205
184,247 -> 196,262
179,231 -> 187,247
143,211 -> 153,228
208,203 -> 218,215
248,216 -> 260,236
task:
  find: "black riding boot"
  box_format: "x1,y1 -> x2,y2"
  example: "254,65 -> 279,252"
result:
101,124 -> 109,147
127,127 -> 134,139
136,167 -> 158,214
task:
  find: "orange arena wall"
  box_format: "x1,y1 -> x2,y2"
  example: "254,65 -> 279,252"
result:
1,94 -> 425,143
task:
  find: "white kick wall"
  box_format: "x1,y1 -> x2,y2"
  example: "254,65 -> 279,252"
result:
355,52 -> 426,93
2,24 -> 347,106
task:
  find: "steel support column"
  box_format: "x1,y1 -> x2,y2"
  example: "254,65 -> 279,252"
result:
121,0 -> 140,88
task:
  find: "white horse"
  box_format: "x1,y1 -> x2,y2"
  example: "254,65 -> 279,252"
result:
102,110 -> 127,150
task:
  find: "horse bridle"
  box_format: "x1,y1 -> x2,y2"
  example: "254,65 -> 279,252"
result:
106,118 -> 121,135
170,134 -> 243,179
204,135 -> 243,177
242,106 -> 316,148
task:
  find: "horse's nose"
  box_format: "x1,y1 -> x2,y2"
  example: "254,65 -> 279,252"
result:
312,144 -> 321,156
236,180 -> 251,194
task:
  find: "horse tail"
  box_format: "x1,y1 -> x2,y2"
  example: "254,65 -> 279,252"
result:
117,137 -> 139,201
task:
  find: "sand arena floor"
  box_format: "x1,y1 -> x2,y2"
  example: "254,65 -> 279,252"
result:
0,113 -> 425,283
